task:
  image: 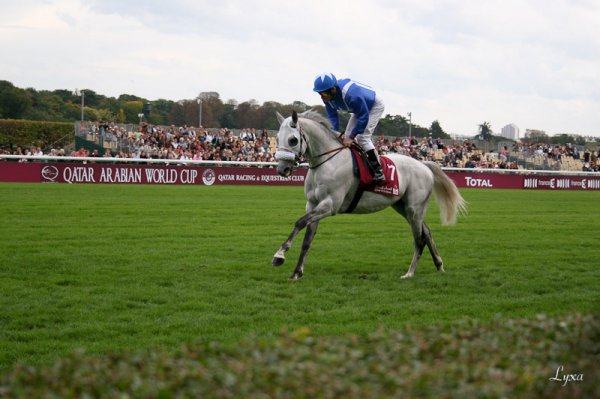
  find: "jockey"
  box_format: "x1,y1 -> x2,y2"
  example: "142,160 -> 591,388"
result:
313,72 -> 385,183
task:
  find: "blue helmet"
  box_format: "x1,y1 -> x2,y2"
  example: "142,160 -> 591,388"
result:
313,72 -> 337,92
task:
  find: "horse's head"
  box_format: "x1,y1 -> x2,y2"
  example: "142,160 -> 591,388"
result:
275,110 -> 306,177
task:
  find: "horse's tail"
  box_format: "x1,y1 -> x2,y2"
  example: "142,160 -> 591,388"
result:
424,161 -> 467,225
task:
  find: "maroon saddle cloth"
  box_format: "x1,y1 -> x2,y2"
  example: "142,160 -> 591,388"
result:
349,146 -> 400,197
344,146 -> 400,213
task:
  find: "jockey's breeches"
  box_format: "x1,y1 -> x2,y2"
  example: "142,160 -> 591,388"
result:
345,96 -> 384,151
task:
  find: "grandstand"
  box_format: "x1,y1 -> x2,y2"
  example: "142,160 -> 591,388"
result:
1,120 -> 597,173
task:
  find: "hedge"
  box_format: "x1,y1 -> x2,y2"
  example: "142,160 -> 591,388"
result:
0,314 -> 597,398
0,119 -> 74,150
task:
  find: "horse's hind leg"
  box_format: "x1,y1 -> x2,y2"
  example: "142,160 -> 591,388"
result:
403,219 -> 427,279
393,201 -> 427,279
290,221 -> 319,280
422,222 -> 444,272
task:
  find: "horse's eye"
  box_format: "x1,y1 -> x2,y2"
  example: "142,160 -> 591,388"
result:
288,136 -> 299,147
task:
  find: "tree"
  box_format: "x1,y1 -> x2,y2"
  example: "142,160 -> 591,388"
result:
219,102 -> 236,128
118,94 -> 143,102
97,97 -> 122,118
0,80 -> 31,118
91,108 -> 115,122
522,130 -> 549,144
0,79 -> 453,136
120,100 -> 144,123
478,121 -> 493,141
256,101 -> 285,130
80,89 -> 100,107
377,114 -> 408,136
116,108 -> 126,123
234,100 -> 260,128
168,102 -> 185,126
291,101 -> 309,112
199,94 -> 225,128
429,120 -> 449,139
551,133 -> 586,146
180,100 -> 197,126
148,99 -> 174,125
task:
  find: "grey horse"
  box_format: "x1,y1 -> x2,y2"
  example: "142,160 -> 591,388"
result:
273,110 -> 466,280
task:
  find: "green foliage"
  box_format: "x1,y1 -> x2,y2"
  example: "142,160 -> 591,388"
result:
0,81 -> 597,142
219,102 -> 236,128
0,80 -> 440,133
478,121 -> 493,141
430,119 -> 450,138
518,130 -> 589,146
378,114 -> 408,136
120,100 -> 145,123
0,81 -> 31,119
550,133 -> 587,146
0,119 -> 73,149
0,314 -> 597,398
88,107 -> 116,122
522,130 -> 549,144
377,114 -> 433,138
148,99 -> 174,126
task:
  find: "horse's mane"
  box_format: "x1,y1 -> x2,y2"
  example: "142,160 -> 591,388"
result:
300,110 -> 331,130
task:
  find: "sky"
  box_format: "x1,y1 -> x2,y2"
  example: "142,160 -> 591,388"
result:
1,0 -> 599,137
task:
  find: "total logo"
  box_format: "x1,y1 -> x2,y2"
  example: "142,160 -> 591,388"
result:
464,176 -> 493,187
41,166 -> 59,182
202,169 -> 216,186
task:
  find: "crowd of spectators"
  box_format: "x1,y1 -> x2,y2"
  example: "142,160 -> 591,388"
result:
127,124 -> 275,163
374,135 -> 519,169
514,142 -> 581,161
87,122 -> 276,163
512,142 -> 599,171
2,146 -> 67,162
2,121 -> 598,172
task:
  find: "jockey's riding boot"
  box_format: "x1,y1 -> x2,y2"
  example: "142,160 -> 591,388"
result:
366,149 -> 385,184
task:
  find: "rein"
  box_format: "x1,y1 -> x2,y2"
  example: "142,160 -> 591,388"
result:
307,144 -> 346,169
300,125 -> 346,169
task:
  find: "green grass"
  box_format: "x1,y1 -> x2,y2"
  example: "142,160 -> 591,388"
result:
0,183 -> 598,372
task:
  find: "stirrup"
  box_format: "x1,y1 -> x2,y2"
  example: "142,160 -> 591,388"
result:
372,169 -> 386,184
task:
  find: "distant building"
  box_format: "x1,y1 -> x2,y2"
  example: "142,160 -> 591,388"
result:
501,123 -> 520,141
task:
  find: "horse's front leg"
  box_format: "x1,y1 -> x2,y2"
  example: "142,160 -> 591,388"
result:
272,197 -> 334,271
272,212 -> 314,267
290,221 -> 319,280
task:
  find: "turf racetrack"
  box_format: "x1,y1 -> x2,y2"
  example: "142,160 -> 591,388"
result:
0,183 -> 598,396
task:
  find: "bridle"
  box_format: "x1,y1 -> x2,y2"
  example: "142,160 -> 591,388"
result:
275,120 -> 346,170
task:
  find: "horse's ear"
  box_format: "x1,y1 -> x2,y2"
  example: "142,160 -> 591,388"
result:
276,112 -> 285,124
292,110 -> 298,125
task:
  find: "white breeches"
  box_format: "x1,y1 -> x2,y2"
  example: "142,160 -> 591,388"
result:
345,96 -> 384,152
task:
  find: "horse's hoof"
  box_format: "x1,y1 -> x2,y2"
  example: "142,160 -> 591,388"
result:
400,273 -> 413,279
289,272 -> 302,280
272,256 -> 285,267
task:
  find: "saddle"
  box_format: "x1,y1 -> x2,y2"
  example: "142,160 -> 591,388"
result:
345,144 -> 400,213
